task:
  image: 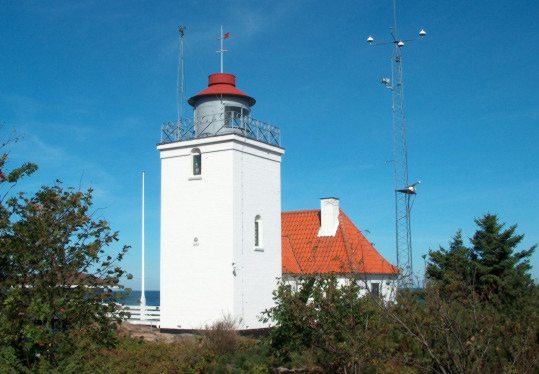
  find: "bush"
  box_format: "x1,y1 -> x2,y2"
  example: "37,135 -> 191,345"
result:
0,184 -> 130,369
202,315 -> 242,355
386,284 -> 539,374
263,276 -> 392,373
263,274 -> 539,374
0,145 -> 130,370
52,334 -> 271,374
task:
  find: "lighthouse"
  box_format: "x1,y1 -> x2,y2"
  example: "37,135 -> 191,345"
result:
158,71 -> 284,330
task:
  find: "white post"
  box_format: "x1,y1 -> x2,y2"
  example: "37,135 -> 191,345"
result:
140,171 -> 146,320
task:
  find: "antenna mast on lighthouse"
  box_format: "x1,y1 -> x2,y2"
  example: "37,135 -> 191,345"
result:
177,25 -> 186,127
217,26 -> 230,73
367,0 -> 426,288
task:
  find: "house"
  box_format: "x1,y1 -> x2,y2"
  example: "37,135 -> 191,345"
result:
282,198 -> 399,302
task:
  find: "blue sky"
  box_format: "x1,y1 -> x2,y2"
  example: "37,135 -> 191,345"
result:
2,0 -> 538,291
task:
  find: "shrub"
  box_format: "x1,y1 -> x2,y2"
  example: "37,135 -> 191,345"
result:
263,276 -> 392,373
202,315 -> 242,355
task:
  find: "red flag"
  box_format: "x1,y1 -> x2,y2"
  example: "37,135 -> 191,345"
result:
223,32 -> 230,39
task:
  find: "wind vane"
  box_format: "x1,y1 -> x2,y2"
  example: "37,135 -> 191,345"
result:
217,25 -> 230,73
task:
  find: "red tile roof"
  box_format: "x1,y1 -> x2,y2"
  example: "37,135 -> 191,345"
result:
282,209 -> 399,275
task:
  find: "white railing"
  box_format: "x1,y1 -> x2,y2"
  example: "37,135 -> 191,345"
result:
123,305 -> 160,327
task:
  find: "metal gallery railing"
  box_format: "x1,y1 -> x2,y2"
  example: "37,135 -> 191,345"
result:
160,112 -> 281,147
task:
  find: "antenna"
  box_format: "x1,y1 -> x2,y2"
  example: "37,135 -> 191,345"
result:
177,25 -> 186,127
367,0 -> 427,289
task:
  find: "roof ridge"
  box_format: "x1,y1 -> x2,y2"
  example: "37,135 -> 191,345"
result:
338,213 -> 359,272
340,211 -> 399,273
343,211 -> 394,266
283,236 -> 304,273
282,209 -> 320,214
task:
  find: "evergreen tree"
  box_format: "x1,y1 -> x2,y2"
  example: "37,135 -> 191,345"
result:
471,214 -> 536,310
427,214 -> 537,311
426,230 -> 474,298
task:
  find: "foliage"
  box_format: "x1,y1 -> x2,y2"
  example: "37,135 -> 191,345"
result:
263,214 -> 539,373
0,151 -> 130,369
263,276 -> 391,374
400,213 -> 539,373
387,286 -> 539,374
92,337 -> 214,374
427,214 -> 537,312
425,231 -> 473,299
208,338 -> 272,374
202,314 -> 244,356
10,334 -> 271,374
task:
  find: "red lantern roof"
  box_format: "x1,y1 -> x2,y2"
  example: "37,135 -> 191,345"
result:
188,73 -> 256,107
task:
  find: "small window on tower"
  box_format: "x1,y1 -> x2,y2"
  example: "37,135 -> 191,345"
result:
191,149 -> 201,176
254,215 -> 263,250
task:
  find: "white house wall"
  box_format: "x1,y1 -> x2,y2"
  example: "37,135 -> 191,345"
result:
284,274 -> 398,303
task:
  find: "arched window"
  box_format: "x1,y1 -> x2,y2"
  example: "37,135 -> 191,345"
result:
191,148 -> 201,176
254,215 -> 262,249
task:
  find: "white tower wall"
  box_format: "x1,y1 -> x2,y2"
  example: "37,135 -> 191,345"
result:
158,134 -> 283,330
231,141 -> 283,328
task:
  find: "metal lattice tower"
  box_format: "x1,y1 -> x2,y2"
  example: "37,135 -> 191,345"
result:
368,1 -> 426,288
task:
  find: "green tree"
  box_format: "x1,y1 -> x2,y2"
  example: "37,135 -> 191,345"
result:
418,214 -> 539,372
470,214 -> 536,310
426,231 -> 474,299
0,154 -> 130,369
427,214 -> 536,311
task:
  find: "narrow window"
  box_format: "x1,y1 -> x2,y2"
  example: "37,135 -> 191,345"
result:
371,282 -> 380,297
225,106 -> 250,133
254,221 -> 259,246
254,215 -> 262,249
192,149 -> 201,176
225,106 -> 249,124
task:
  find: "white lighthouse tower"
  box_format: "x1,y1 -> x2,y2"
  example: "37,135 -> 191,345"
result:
158,71 -> 284,331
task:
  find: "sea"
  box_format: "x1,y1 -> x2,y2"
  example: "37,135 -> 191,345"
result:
120,290 -> 160,306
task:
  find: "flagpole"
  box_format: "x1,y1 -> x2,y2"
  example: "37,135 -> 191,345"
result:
220,25 -> 224,73
140,171 -> 146,319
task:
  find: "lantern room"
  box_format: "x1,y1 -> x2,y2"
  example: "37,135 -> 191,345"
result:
188,73 -> 256,138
